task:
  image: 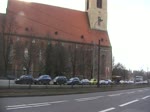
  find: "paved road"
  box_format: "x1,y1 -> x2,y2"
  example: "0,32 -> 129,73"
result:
0,80 -> 15,86
0,87 -> 150,112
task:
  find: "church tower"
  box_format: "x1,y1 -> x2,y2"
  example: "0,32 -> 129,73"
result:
86,0 -> 107,31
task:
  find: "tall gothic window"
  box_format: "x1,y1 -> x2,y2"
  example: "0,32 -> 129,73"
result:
24,48 -> 29,59
97,0 -> 102,8
9,44 -> 14,64
87,0 -> 89,10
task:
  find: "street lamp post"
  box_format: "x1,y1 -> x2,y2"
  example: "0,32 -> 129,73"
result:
147,67 -> 149,84
97,40 -> 101,88
92,41 -> 96,78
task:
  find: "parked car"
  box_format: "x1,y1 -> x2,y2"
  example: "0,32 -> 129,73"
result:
53,76 -> 67,85
67,77 -> 80,85
106,79 -> 113,84
34,75 -> 52,85
99,79 -> 112,85
128,80 -> 134,84
15,75 -> 34,84
99,80 -> 107,85
80,79 -> 90,85
119,80 -> 128,84
90,78 -> 97,85
142,80 -> 148,84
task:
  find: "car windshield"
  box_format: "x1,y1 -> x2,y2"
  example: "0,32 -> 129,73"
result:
20,75 -> 25,78
91,79 -> 96,81
69,78 -> 74,81
40,75 -> 49,79
82,79 -> 88,81
20,75 -> 32,78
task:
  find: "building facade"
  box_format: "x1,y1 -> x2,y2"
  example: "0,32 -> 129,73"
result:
0,0 -> 112,79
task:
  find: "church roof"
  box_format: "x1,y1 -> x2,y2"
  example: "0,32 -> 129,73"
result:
5,0 -> 111,46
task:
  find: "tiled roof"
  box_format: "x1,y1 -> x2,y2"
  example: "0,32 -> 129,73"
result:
5,0 -> 111,46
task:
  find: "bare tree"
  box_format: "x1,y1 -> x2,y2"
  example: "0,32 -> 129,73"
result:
112,63 -> 129,80
38,41 -> 46,74
23,38 -> 39,74
69,43 -> 77,77
45,41 -> 55,76
53,42 -> 67,76
0,15 -> 17,77
13,38 -> 24,76
77,44 -> 86,78
84,45 -> 93,79
20,27 -> 40,75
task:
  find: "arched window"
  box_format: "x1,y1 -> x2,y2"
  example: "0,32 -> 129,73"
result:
97,0 -> 102,8
24,48 -> 29,59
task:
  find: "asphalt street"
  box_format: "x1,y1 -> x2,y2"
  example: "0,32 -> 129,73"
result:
0,80 -> 15,86
0,87 -> 150,112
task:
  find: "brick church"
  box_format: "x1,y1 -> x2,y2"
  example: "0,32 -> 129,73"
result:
0,0 -> 112,79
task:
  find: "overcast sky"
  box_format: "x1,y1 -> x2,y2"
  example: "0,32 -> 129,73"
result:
0,0 -> 150,71
107,0 -> 150,71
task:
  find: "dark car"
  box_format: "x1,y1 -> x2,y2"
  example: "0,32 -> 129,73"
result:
34,75 -> 52,85
53,76 -> 67,85
15,75 -> 34,84
67,77 -> 80,85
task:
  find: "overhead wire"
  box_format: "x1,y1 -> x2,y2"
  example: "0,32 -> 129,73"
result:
8,9 -> 80,38
25,2 -> 82,32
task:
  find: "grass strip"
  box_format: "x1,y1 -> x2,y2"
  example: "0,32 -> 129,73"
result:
0,84 -> 150,97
